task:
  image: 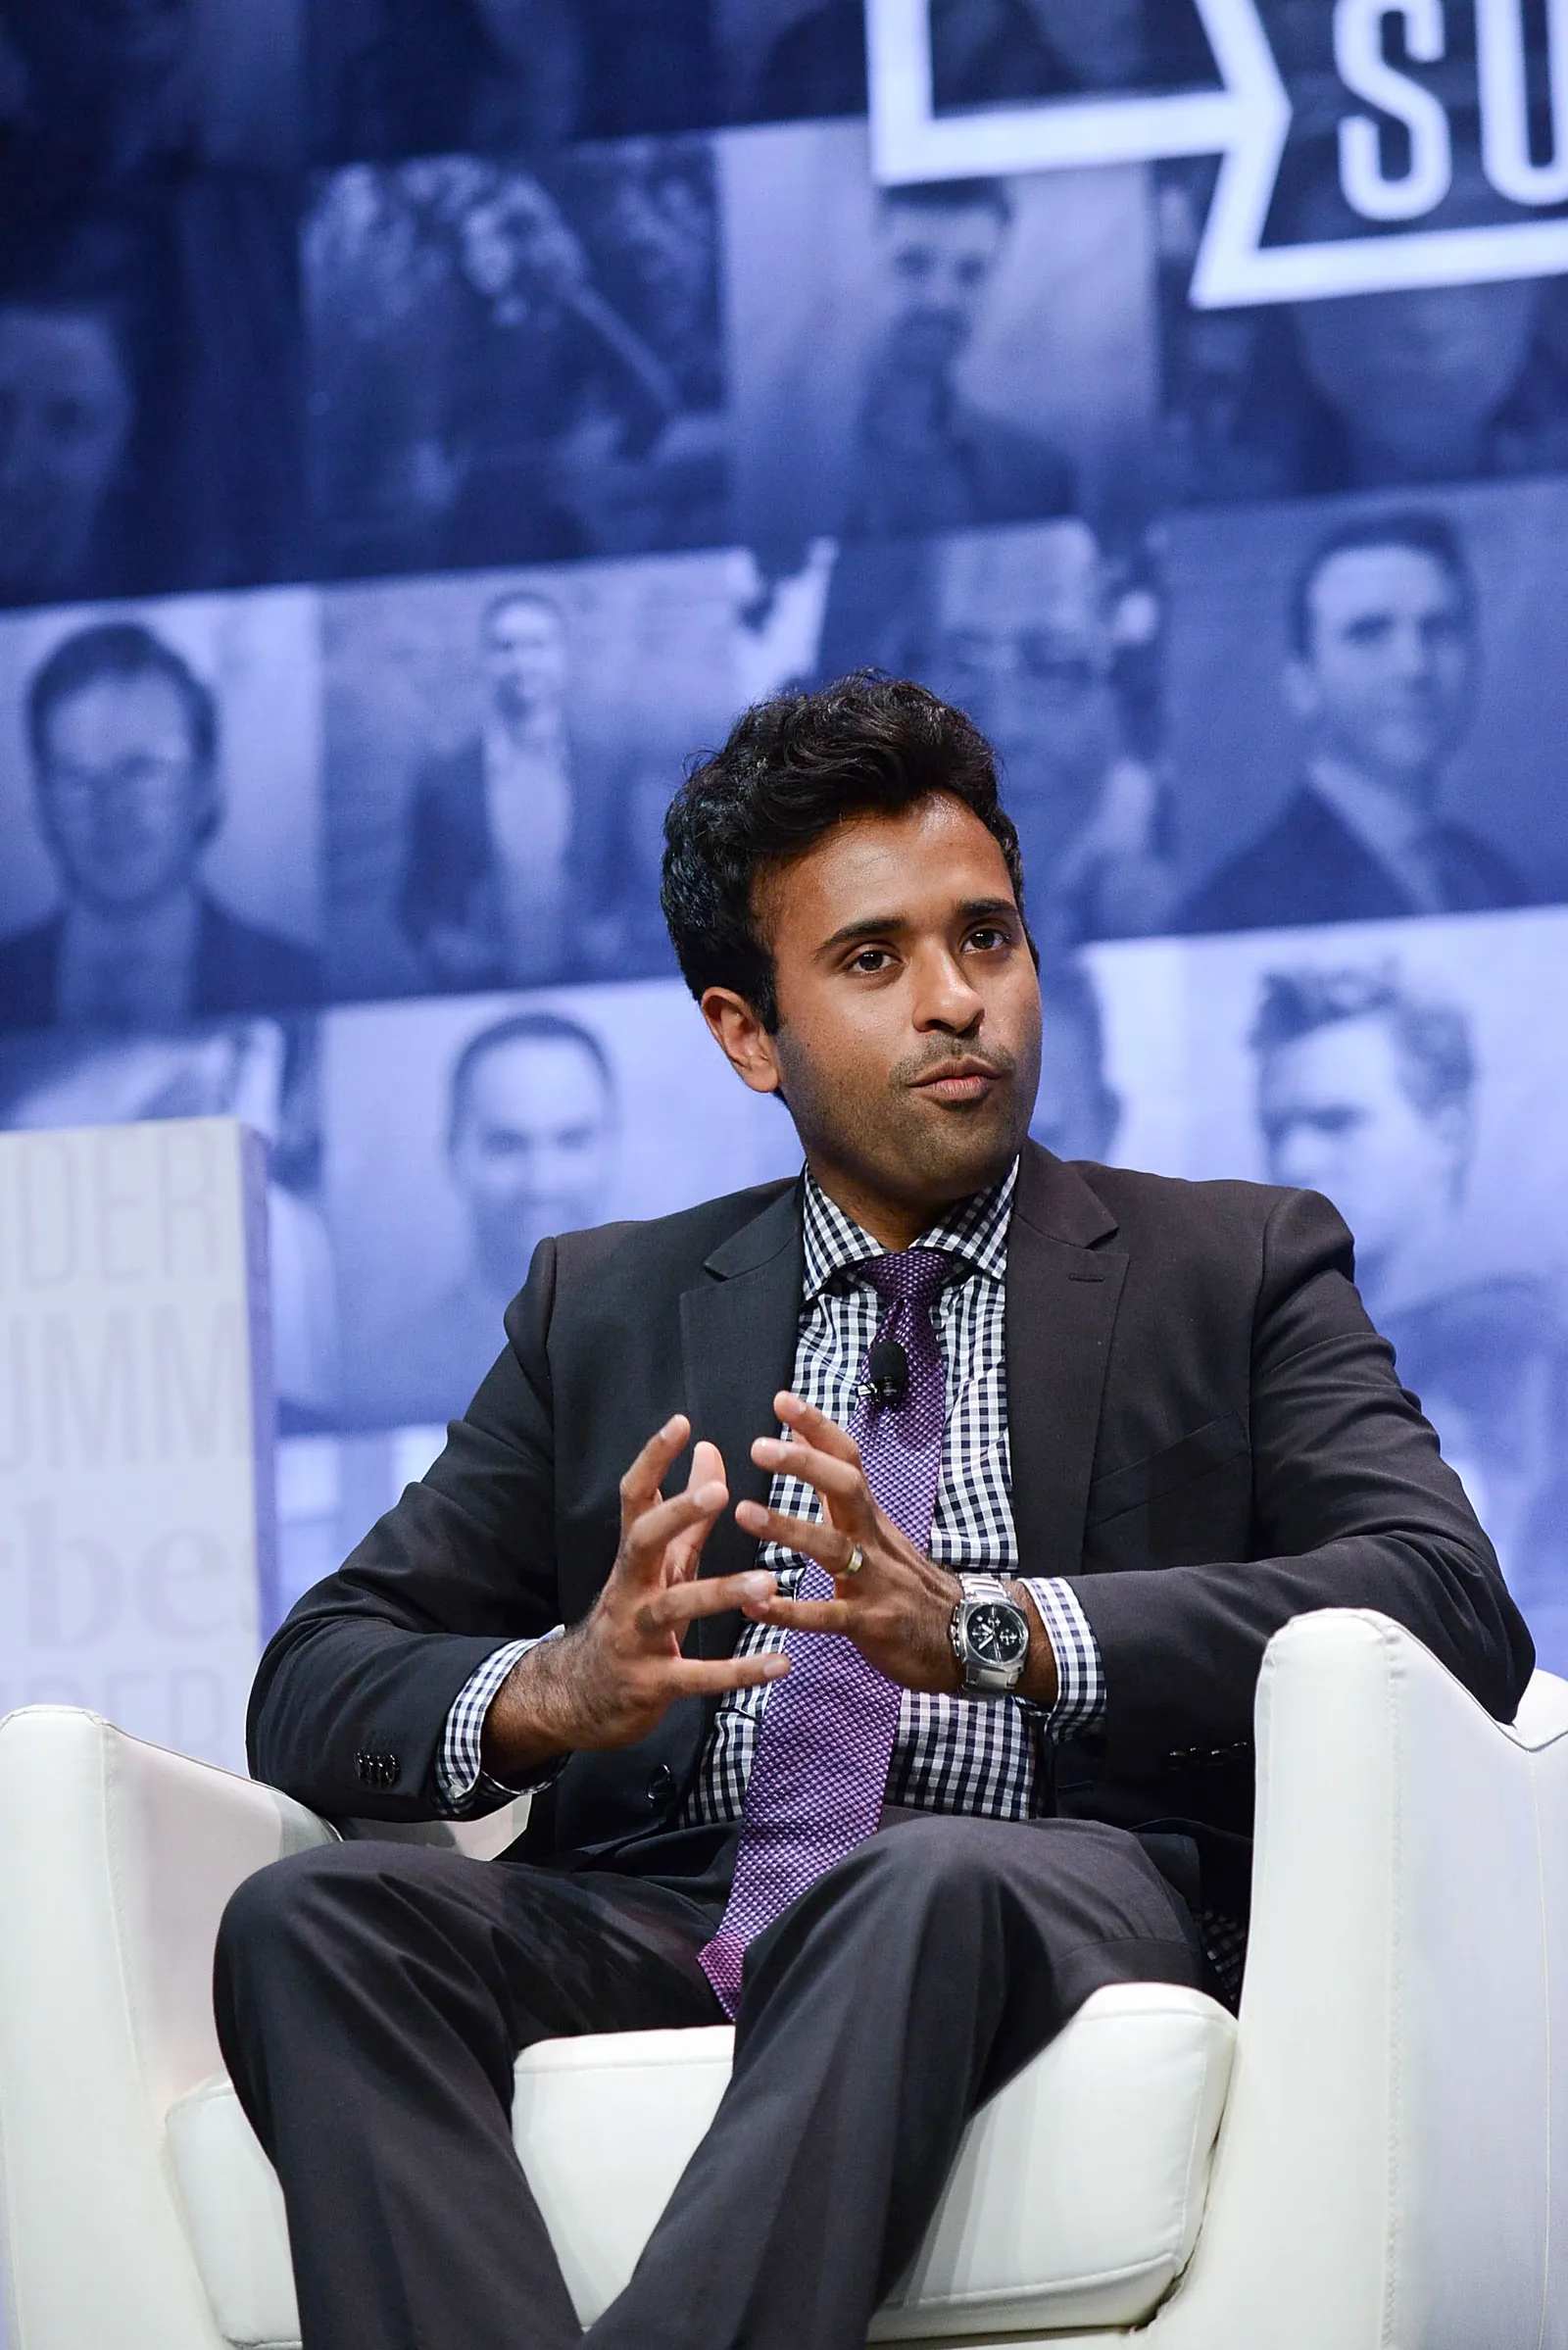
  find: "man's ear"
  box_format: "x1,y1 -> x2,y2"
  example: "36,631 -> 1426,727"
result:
701,987 -> 782,1098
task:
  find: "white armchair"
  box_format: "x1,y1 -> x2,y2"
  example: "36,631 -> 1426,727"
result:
3,1609 -> 1566,2350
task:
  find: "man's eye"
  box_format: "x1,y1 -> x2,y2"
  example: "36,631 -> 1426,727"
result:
966,925 -> 1007,952
848,948 -> 892,973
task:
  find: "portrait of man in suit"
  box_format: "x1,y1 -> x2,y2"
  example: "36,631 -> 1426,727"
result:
921,518 -> 1175,945
848,178 -> 1077,540
221,675 -> 1529,2350
1179,512 -> 1532,935
1250,961 -> 1568,1611
399,589 -> 579,993
0,620 -> 320,1033
356,1007 -> 618,1427
1251,962 -> 1474,1319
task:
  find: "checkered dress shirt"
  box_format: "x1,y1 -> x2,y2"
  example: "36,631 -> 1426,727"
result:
683,1162 -> 1106,1825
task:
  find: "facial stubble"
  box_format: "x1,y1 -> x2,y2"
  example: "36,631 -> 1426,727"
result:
775,1027 -> 1037,1218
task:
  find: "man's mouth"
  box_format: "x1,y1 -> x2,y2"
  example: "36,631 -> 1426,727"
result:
908,1057 -> 1006,1105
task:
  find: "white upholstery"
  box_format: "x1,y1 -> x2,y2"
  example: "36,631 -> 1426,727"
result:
4,1613 -> 1568,2350
163,1987 -> 1236,2347
868,1983 -> 1232,2339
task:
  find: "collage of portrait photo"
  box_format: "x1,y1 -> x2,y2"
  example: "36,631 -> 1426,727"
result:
2,0 -> 1567,1672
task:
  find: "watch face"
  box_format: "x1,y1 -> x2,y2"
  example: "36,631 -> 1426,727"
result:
968,1603 -> 1028,1667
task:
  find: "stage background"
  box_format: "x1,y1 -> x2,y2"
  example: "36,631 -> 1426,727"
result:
4,0 -> 1568,1775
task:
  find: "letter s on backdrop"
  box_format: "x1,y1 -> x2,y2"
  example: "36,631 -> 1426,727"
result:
1335,0 -> 1455,220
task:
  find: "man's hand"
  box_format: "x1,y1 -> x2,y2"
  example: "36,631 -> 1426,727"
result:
482,1417 -> 788,1779
734,1393 -> 1059,1706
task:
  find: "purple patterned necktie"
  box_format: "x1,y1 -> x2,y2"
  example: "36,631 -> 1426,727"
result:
699,1247 -> 953,2017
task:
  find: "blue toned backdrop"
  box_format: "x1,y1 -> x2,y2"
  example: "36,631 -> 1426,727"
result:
2,0 -> 1567,1702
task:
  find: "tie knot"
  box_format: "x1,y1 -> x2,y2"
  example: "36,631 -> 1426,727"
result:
860,1247 -> 953,1309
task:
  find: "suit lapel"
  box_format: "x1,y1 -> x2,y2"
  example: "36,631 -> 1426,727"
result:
680,1181 -> 806,1657
1292,785 -> 1417,920
1006,1145 -> 1127,1581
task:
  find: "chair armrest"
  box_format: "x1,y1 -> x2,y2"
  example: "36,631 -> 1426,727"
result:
0,1706 -> 334,2350
1149,1609 -> 1568,2349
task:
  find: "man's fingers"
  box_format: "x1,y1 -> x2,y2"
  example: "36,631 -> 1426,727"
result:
663,1653 -> 792,1697
619,1479 -> 728,1582
749,1433 -> 874,1528
774,1391 -> 862,1466
732,1502 -> 857,1575
741,1592 -> 852,1636
663,1517 -> 712,1586
690,1438 -> 725,1488
618,1415 -> 693,1525
636,1569 -> 777,1636
665,1439 -> 729,1584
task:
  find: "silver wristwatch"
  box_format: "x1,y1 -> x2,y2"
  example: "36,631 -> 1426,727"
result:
949,1573 -> 1031,1695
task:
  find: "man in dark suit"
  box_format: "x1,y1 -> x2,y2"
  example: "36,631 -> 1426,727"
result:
359,1009 -> 620,1428
220,675 -> 1530,2350
848,180 -> 1077,539
399,588 -> 586,991
0,620 -> 318,1032
1179,511 -> 1531,935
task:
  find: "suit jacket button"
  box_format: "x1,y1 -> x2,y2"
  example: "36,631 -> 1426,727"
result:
648,1763 -> 675,1806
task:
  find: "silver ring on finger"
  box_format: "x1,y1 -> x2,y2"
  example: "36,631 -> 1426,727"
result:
843,1541 -> 864,1575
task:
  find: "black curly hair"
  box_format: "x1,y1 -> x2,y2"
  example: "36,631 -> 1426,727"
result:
661,672 -> 1029,1032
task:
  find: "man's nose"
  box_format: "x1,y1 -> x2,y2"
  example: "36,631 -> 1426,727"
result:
911,946 -> 983,1031
1389,621 -> 1433,677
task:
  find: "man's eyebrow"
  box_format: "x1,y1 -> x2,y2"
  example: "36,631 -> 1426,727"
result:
816,911 -> 909,955
815,897 -> 1020,955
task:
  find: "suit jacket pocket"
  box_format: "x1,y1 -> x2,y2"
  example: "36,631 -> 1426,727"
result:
1086,1411 -> 1248,1529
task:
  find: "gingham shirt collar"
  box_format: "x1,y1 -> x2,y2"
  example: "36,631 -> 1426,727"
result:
799,1159 -> 1018,1302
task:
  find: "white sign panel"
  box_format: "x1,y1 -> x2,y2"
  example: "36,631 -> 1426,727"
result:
0,1118 -> 272,1774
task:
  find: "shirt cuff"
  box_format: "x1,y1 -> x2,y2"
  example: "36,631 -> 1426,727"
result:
434,1630 -> 566,1817
1016,1577 -> 1106,1738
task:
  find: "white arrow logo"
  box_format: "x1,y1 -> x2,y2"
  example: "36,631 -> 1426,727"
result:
866,0 -> 1568,306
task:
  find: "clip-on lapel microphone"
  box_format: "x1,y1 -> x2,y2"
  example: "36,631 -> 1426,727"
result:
861,1339 -> 909,1408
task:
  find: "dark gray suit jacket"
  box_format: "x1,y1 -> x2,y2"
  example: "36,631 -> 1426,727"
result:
249,1146 -> 1532,1916
1178,783 -> 1532,936
0,895 -> 320,1031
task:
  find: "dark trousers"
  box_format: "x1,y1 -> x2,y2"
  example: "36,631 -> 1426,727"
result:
215,1814 -> 1205,2350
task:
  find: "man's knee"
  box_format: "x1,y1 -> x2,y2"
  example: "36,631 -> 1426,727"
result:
849,1814 -> 1189,1934
217,1839 -> 400,1993
849,1812 -> 1031,1913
